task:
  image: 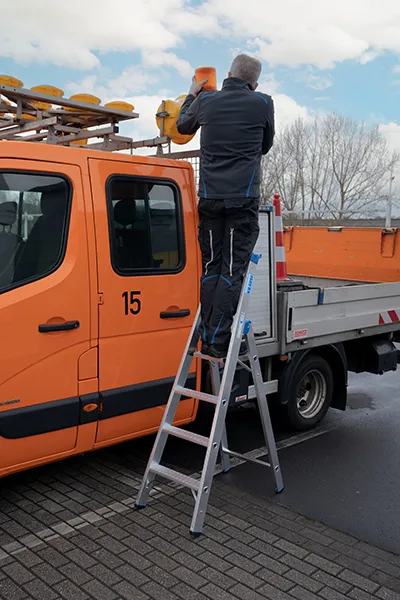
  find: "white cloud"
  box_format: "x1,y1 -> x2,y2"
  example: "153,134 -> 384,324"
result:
1,0 -> 400,72
142,52 -> 193,78
296,68 -> 333,91
66,68 -> 157,99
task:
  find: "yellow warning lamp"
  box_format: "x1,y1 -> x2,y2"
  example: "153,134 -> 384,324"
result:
155,95 -> 195,145
0,75 -> 23,88
105,101 -> 135,112
65,93 -> 101,112
30,85 -> 64,111
0,76 -> 23,117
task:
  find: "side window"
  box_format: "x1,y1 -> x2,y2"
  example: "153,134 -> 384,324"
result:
108,177 -> 184,274
0,172 -> 70,293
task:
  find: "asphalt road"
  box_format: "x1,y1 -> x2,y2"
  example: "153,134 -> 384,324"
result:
221,370 -> 400,556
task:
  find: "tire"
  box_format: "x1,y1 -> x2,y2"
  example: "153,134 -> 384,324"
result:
285,354 -> 333,431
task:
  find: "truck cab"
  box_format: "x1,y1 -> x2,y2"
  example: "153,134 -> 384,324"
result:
0,142 -> 200,476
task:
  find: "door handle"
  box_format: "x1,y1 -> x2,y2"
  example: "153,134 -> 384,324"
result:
38,320 -> 80,333
160,309 -> 190,319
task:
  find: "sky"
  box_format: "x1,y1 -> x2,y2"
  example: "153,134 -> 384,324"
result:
1,0 -> 400,161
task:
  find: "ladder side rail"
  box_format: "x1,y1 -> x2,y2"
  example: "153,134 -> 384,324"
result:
190,257 -> 258,533
136,306 -> 202,506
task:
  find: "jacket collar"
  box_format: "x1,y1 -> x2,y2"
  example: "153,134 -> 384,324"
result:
222,77 -> 253,91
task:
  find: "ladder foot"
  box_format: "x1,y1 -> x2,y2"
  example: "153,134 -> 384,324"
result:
135,503 -> 147,509
222,467 -> 231,473
275,486 -> 284,494
190,531 -> 202,538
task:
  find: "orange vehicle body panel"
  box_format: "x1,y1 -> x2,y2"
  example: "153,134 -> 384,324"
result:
284,226 -> 400,283
0,141 -> 201,477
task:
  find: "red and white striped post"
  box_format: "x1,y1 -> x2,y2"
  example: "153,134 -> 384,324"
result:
272,193 -> 289,281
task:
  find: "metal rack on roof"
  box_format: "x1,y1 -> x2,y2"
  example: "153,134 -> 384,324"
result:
0,83 -> 173,153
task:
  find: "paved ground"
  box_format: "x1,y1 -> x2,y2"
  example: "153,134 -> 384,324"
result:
1,369 -> 400,600
1,452 -> 400,600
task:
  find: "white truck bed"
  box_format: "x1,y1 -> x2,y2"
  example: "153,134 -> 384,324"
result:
249,209 -> 400,356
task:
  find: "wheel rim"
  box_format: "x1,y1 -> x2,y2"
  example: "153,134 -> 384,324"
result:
296,369 -> 327,419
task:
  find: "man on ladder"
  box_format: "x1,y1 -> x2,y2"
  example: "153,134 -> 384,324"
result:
135,55 -> 282,536
176,54 -> 275,358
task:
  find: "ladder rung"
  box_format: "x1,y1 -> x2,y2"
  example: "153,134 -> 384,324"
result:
150,464 -> 200,491
194,351 -> 225,363
175,385 -> 218,405
163,424 -> 209,447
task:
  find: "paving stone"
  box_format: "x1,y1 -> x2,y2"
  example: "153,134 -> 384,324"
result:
226,552 -> 261,574
348,589 -> 375,600
302,541 -> 340,561
88,563 -> 121,586
339,569 -> 380,594
247,525 -> 279,545
115,563 -> 150,587
290,585 -> 322,600
335,555 -> 375,578
364,555 -> 400,578
311,570 -> 353,594
145,564 -> 180,588
284,570 -> 326,593
66,548 -> 96,570
258,569 -> 296,591
376,588 -> 400,600
371,573 -> 400,594
0,577 -> 29,600
3,561 -> 35,584
32,563 -> 65,586
37,547 -> 69,568
202,565 -> 235,590
258,582 -> 294,600
172,566 -> 208,589
23,578 -> 59,600
120,548 -> 153,571
82,579 -> 118,600
92,547 -> 124,570
227,566 -> 264,590
275,539 -> 310,560
113,580 -> 151,600
281,554 -> 317,576
254,553 -> 290,575
58,563 -> 93,586
232,582 -> 284,600
14,549 -> 43,569
202,582 -> 239,600
319,586 -> 350,600
305,554 -> 343,576
142,580 -> 181,600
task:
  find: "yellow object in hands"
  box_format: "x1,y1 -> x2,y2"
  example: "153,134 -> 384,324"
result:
156,95 -> 195,145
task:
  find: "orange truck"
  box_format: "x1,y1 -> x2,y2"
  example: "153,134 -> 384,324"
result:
2,83 -> 400,479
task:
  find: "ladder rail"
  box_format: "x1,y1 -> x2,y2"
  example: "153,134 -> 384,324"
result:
136,305 -> 202,506
135,254 -> 284,535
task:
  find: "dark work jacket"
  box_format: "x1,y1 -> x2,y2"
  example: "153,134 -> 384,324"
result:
176,77 -> 274,200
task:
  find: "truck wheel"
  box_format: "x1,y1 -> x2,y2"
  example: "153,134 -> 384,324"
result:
286,355 -> 333,430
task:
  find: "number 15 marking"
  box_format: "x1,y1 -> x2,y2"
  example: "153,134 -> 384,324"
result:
122,291 -> 141,315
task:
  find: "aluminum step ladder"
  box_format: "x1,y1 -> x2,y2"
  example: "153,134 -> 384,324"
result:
135,253 -> 284,535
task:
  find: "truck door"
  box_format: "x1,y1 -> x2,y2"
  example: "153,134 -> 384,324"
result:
89,159 -> 199,444
0,162 -> 92,474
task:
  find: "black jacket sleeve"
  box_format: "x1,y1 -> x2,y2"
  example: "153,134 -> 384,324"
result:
262,96 -> 275,155
176,94 -> 201,135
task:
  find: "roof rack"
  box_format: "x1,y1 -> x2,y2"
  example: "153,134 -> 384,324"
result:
0,83 -> 175,154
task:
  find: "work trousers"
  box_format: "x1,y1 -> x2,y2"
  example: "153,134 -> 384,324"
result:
197,198 -> 260,350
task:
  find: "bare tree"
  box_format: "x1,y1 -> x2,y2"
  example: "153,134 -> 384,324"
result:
261,112 -> 399,222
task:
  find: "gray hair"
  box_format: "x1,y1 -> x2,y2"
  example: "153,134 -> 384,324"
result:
230,54 -> 262,87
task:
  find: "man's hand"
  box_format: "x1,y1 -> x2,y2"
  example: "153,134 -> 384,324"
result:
188,76 -> 208,97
